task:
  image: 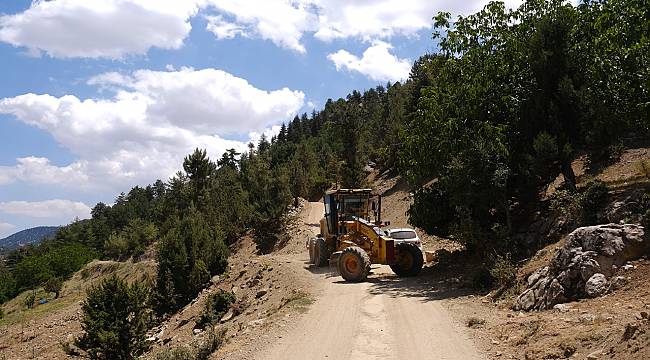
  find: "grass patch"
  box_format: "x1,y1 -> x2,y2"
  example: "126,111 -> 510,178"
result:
279,290 -> 313,312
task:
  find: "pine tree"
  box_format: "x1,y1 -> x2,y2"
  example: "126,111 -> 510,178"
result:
76,276 -> 151,360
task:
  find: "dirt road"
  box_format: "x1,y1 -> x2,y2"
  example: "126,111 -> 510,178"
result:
259,202 -> 483,360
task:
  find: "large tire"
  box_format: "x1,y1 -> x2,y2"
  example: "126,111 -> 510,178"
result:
390,242 -> 424,277
338,246 -> 371,282
313,238 -> 329,267
308,238 -> 316,264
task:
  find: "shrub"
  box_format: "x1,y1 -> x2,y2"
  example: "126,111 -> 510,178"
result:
196,290 -> 235,328
549,181 -> 609,228
0,306 -> 4,319
489,254 -> 517,288
155,328 -> 225,360
155,347 -> 193,360
194,328 -> 226,360
75,276 -> 152,360
578,181 -> 609,224
637,160 -> 650,180
24,291 -> 35,309
44,277 -> 63,298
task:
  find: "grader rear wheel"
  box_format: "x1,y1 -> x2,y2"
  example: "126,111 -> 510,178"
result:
338,246 -> 371,282
390,242 -> 423,277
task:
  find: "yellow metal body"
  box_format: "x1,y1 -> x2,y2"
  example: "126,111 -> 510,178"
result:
319,189 -> 394,265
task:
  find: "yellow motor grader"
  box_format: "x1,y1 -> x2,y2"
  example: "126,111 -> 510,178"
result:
307,189 -> 423,282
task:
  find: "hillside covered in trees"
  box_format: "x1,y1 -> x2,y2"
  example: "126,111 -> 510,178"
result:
1,0 -> 649,355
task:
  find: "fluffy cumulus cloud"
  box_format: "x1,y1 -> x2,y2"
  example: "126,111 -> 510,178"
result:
203,0 -> 316,53
327,41 -> 411,82
0,0 -> 201,59
310,0 -> 524,42
201,0 -> 526,51
0,0 -> 528,58
0,67 -> 304,192
0,200 -> 91,219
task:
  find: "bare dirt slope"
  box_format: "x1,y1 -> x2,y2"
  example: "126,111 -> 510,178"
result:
256,202 -> 483,360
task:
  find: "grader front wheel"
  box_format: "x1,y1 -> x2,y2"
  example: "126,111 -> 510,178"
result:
313,237 -> 329,267
338,246 -> 371,282
390,242 -> 424,277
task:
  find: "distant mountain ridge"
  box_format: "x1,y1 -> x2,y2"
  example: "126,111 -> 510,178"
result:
0,226 -> 60,253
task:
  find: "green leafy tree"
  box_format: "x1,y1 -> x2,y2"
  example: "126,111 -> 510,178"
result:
44,277 -> 63,299
76,276 -> 152,360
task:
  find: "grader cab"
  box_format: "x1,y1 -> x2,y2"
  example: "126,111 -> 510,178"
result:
307,189 -> 423,282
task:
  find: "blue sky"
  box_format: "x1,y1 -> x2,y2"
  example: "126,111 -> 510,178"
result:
0,0 -> 525,237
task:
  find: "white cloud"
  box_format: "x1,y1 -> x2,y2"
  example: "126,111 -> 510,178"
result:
203,0 -> 316,53
249,125 -> 282,145
205,15 -> 248,40
328,41 -> 411,82
311,0 -> 523,42
0,0 -> 201,59
0,0 -> 530,58
0,67 -> 304,192
201,1 -> 527,52
0,200 -> 91,220
0,223 -> 16,238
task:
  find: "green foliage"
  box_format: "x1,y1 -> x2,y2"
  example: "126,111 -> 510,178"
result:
155,210 -> 229,314
44,277 -> 63,298
489,254 -> 517,288
550,181 -> 610,228
23,291 -> 35,309
76,276 -> 152,360
578,181 -> 609,224
399,0 -> 647,255
196,290 -> 235,328
155,347 -> 194,360
10,243 -> 97,296
155,328 -> 225,360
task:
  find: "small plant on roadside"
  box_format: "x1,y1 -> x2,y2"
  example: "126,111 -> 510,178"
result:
466,317 -> 486,328
0,306 -> 4,319
490,253 -> 517,288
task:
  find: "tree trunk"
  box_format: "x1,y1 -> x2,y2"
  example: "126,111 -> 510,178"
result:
561,156 -> 577,191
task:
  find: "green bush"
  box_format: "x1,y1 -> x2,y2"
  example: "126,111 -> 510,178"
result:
155,328 -> 225,360
44,277 -> 63,298
197,290 -> 235,328
578,181 -> 609,224
489,254 -> 517,288
23,291 -> 35,309
549,181 -> 609,228
75,276 -> 152,360
155,347 -> 193,360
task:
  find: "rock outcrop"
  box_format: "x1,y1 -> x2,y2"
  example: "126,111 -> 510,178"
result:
515,224 -> 647,311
